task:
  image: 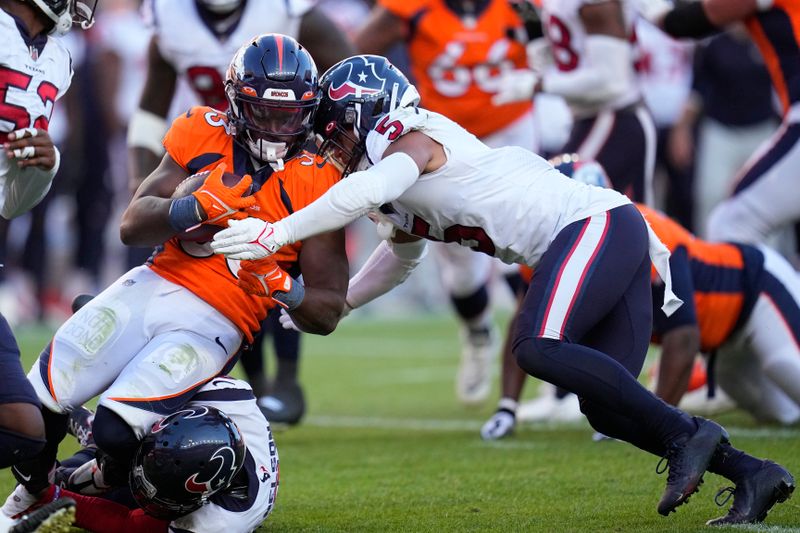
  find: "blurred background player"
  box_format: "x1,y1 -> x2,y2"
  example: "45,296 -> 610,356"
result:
126,0 -> 356,425
41,380 -> 279,533
1,34 -> 348,523
650,0 -> 800,254
666,28 -> 778,240
0,0 -> 99,531
354,0 -> 536,405
495,0 -> 656,206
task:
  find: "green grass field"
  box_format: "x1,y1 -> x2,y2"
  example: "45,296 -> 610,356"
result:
6,315 -> 800,532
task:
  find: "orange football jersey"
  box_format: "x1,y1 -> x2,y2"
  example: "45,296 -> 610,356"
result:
745,0 -> 800,116
149,106 -> 341,341
379,0 -> 532,138
637,204 -> 749,351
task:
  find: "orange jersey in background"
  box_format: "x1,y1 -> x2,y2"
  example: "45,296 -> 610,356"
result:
745,0 -> 800,115
379,0 -> 532,138
637,204 -> 762,352
519,205 -> 763,352
149,106 -> 341,341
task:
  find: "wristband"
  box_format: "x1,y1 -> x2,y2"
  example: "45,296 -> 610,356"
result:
168,195 -> 203,232
272,279 -> 305,310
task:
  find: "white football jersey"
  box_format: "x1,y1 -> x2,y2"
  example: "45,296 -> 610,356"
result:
170,378 -> 279,533
0,8 -> 72,216
365,107 -> 630,267
541,0 -> 640,115
148,0 -> 311,109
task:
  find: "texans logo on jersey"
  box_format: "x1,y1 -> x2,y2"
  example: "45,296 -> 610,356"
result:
328,57 -> 387,101
185,446 -> 239,494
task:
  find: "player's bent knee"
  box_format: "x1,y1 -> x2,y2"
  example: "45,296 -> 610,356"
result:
92,406 -> 140,462
0,426 -> 46,468
0,402 -> 45,441
512,336 -> 562,378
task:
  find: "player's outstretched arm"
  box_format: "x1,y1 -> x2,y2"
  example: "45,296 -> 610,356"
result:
127,36 -> 176,195
299,8 -> 357,72
211,131 -> 442,260
354,6 -> 407,55
650,0 -> 760,38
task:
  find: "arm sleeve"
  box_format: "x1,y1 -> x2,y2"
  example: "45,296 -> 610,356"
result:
652,246 -> 697,335
273,152 -> 421,246
0,148 -> 60,219
346,238 -> 428,309
542,35 -> 633,104
59,488 -> 170,533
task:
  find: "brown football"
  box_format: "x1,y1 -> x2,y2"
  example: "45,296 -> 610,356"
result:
171,170 -> 251,242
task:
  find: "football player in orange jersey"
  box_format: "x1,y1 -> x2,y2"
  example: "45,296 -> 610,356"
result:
644,0 -> 800,250
482,156 -> 798,526
355,0 -> 537,406
1,34 -> 349,522
126,0 -> 356,427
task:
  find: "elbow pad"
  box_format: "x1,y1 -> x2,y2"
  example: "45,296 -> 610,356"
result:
127,108 -> 168,155
663,2 -> 719,38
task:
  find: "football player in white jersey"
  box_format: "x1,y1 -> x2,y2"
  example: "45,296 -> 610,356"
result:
126,0 -> 355,426
211,55 -> 794,524
495,0 -> 657,207
0,0 -> 95,531
7,378 -> 280,532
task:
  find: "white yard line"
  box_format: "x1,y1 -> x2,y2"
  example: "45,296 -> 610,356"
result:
304,415 -> 800,440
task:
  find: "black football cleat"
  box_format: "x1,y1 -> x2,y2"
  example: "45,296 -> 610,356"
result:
657,418 -> 728,516
257,381 -> 306,426
707,461 -> 795,526
10,497 -> 76,533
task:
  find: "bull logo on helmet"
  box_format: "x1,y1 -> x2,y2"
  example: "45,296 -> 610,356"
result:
328,57 -> 387,101
185,446 -> 239,495
151,406 -> 210,434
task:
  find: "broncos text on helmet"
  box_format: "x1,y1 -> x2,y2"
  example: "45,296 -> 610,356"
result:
225,33 -> 320,169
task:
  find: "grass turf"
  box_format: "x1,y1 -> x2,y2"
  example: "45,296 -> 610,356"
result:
6,315 -> 800,532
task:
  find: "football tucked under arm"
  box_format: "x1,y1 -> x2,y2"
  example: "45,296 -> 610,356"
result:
169,167 -> 253,242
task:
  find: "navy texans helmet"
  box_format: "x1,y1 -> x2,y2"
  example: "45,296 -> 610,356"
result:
314,55 -> 420,176
130,406 -> 246,520
549,153 -> 612,189
28,0 -> 98,34
225,33 -> 320,166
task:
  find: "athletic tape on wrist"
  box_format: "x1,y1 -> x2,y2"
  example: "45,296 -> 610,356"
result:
168,195 -> 203,232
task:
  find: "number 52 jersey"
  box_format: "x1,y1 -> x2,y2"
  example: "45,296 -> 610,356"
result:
0,9 -> 72,134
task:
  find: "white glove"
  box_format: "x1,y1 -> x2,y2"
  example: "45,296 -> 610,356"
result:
67,458 -> 111,495
480,408 -> 516,440
211,218 -> 284,260
632,0 -> 673,23
278,301 -> 353,332
491,69 -> 539,106
278,308 -> 302,332
526,38 -> 552,73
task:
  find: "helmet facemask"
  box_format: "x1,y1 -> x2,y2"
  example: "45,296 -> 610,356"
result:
29,0 -> 97,35
227,84 -> 318,170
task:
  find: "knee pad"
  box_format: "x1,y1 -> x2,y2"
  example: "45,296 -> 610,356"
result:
0,427 -> 46,468
92,406 -> 140,465
451,285 -> 489,321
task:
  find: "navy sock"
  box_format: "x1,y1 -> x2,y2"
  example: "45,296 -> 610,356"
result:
708,442 -> 764,484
